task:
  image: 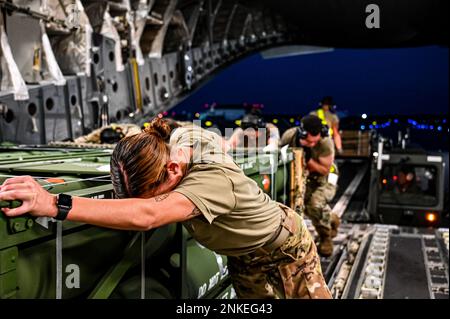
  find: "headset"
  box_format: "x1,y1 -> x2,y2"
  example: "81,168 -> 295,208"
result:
241,113 -> 266,130
296,121 -> 329,142
100,126 -> 125,144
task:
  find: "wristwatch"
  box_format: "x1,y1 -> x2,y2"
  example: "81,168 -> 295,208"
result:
55,194 -> 72,221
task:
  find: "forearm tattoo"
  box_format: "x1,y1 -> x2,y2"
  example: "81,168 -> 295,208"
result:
154,193 -> 171,202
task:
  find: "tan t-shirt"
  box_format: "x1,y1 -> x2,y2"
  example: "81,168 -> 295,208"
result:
280,128 -> 337,179
280,127 -> 334,159
170,125 -> 284,256
310,137 -> 338,180
311,137 -> 334,161
280,127 -> 298,148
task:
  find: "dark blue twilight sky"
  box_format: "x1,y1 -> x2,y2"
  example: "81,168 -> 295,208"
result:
173,46 -> 449,117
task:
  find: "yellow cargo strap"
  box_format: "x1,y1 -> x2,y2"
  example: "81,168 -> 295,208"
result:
317,108 -> 333,136
33,46 -> 41,72
131,58 -> 143,112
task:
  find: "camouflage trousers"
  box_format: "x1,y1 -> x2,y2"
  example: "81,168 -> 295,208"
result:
228,207 -> 332,299
304,177 -> 337,231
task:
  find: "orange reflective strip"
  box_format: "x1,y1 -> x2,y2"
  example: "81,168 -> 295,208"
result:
45,178 -> 65,184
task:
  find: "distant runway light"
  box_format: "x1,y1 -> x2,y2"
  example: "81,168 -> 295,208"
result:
361,113 -> 367,119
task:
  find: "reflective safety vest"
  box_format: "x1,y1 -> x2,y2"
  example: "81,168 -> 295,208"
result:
317,108 -> 333,137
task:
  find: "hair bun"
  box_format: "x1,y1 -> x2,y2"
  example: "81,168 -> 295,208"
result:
144,118 -> 171,140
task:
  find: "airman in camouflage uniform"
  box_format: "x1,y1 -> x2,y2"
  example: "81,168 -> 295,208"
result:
280,115 -> 341,257
171,124 -> 331,299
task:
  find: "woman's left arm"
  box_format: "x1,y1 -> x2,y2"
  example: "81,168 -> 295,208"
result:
0,176 -> 198,231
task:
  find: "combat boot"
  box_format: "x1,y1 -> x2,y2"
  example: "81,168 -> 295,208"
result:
317,227 -> 333,257
330,213 -> 341,238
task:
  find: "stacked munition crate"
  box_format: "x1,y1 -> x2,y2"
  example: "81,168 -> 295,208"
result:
0,146 -> 294,299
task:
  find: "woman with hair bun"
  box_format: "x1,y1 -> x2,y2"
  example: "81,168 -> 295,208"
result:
0,118 -> 331,299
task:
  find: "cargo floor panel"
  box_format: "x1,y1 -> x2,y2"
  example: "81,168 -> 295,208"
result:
383,236 -> 430,299
327,224 -> 449,299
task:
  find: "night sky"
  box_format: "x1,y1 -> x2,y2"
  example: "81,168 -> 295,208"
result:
173,46 -> 449,117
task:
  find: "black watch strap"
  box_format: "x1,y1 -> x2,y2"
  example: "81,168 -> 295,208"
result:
55,194 -> 72,221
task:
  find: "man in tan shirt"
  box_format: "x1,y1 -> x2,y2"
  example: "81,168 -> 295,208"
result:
280,115 -> 340,257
